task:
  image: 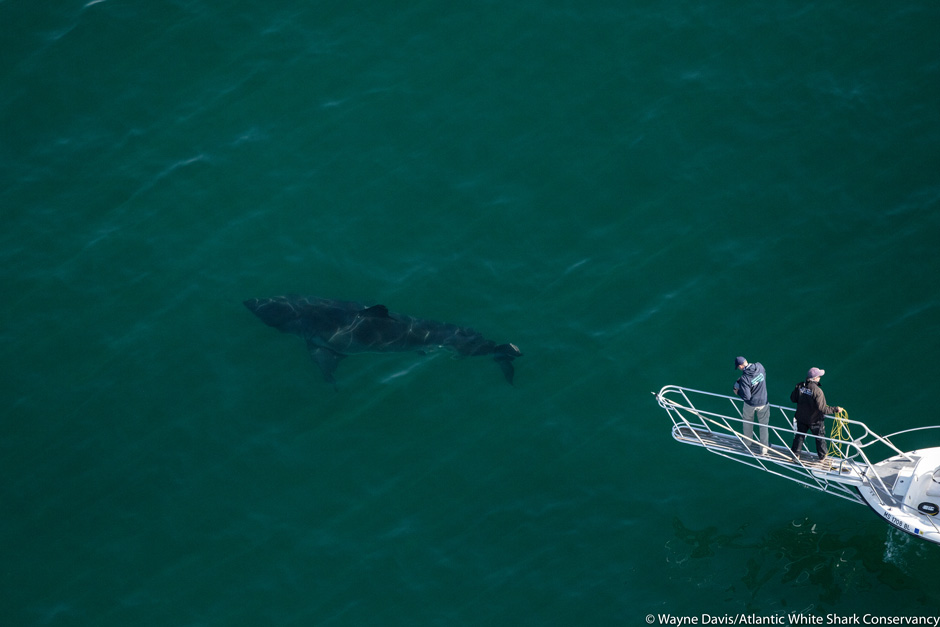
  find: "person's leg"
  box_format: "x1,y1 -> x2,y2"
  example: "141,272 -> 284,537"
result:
812,421 -> 828,459
791,422 -> 809,456
742,403 -> 756,445
756,404 -> 770,448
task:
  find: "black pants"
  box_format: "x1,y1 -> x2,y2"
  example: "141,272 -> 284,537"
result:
791,420 -> 827,459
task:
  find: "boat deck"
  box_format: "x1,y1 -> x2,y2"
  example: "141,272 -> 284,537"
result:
657,385 -> 940,541
673,424 -> 851,472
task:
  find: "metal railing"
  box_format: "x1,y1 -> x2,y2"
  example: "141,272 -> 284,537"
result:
654,385 -> 935,509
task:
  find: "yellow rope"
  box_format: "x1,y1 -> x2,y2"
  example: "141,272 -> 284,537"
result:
829,409 -> 851,458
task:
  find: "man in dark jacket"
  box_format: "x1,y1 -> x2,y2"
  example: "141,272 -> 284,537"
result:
790,367 -> 843,461
734,356 -> 769,453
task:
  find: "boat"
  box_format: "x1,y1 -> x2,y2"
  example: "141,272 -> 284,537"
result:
654,385 -> 940,544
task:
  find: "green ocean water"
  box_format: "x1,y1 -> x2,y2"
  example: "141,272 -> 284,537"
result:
3,0 -> 940,624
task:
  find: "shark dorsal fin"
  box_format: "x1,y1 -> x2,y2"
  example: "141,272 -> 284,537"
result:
360,304 -> 391,318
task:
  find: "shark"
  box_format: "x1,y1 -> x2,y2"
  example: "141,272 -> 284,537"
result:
244,295 -> 523,385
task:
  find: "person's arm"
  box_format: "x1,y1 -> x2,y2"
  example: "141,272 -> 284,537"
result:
815,388 -> 840,415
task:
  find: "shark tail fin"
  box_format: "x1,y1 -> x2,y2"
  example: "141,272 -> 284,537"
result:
493,343 -> 522,385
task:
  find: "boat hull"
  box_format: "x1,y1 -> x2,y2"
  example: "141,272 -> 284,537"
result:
855,447 -> 940,545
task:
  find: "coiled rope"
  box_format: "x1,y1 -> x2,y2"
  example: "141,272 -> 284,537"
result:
829,408 -> 851,458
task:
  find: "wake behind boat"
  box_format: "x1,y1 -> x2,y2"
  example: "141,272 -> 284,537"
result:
655,385 -> 940,545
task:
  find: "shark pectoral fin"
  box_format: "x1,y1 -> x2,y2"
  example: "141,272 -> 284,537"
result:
308,344 -> 345,385
360,304 -> 391,318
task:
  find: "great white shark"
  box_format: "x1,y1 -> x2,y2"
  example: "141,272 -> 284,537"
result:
244,295 -> 523,385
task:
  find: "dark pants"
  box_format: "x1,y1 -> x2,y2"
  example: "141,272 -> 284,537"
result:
791,420 -> 827,459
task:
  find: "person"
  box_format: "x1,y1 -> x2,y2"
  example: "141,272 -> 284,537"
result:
733,356 -> 770,454
790,367 -> 843,462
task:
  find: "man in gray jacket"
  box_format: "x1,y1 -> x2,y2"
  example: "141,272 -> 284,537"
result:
734,356 -> 770,454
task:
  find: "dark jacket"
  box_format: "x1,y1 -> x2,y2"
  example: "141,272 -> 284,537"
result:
790,379 -> 837,425
734,362 -> 768,406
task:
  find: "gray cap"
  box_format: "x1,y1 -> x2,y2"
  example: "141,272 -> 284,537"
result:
807,367 -> 825,379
